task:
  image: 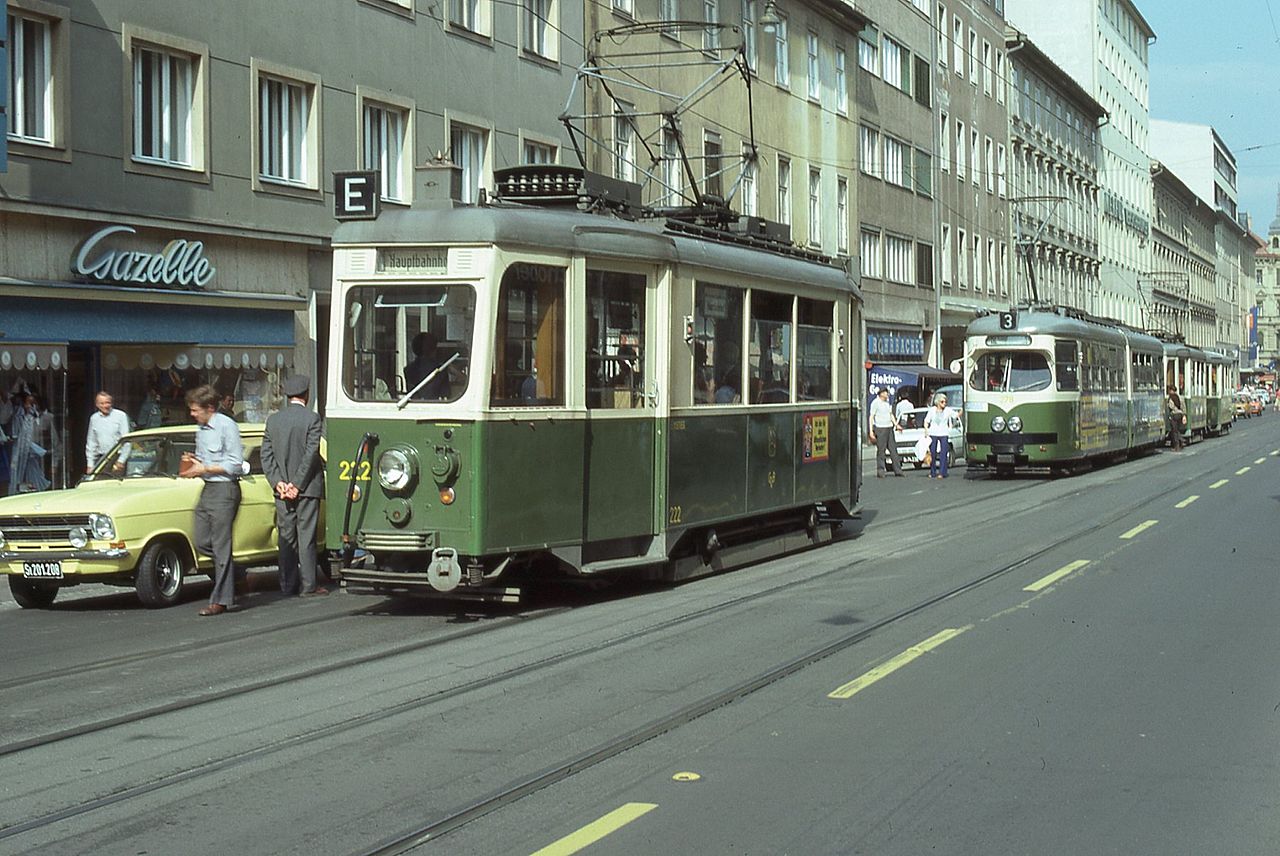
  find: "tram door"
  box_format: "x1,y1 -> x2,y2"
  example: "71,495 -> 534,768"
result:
582,265 -> 658,544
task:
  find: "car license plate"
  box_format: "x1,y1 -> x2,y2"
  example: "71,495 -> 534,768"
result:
22,561 -> 63,579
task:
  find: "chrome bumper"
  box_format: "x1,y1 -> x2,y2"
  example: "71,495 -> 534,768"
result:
1,548 -> 132,561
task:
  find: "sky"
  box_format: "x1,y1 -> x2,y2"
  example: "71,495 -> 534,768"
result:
1145,0 -> 1280,233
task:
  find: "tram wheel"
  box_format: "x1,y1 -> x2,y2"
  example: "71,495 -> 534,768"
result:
8,576 -> 59,609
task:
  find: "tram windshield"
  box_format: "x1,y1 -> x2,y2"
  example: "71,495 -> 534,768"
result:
969,350 -> 1052,393
343,284 -> 476,403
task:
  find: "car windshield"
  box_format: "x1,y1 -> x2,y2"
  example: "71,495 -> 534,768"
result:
90,436 -> 196,480
969,351 -> 1053,393
343,283 -> 477,404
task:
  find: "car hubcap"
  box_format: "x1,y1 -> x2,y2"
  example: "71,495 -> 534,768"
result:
158,549 -> 183,597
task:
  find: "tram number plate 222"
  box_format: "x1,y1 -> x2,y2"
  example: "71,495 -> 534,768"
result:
338,460 -> 372,481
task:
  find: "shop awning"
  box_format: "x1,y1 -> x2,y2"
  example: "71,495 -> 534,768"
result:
0,342 -> 69,371
101,345 -> 295,371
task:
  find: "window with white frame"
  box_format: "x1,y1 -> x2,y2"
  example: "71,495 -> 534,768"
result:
835,48 -> 847,114
612,0 -> 633,15
957,226 -> 968,287
860,228 -> 882,279
704,0 -> 719,51
997,143 -> 1007,197
952,16 -> 962,74
614,102 -> 636,182
886,235 -> 912,284
857,24 -> 879,76
882,36 -> 904,90
982,40 -> 992,95
740,144 -> 758,215
450,122 -> 488,203
984,136 -> 994,193
955,120 -> 966,178
774,15 -> 789,86
995,50 -> 1006,103
661,129 -> 681,205
836,176 -> 848,255
132,44 -> 194,167
883,137 -> 907,187
741,0 -> 757,70
7,10 -> 54,145
939,112 -> 950,172
914,149 -> 931,196
916,241 -> 934,287
970,128 -> 979,186
808,168 -> 821,247
967,28 -> 977,83
859,125 -> 880,177
937,4 -> 947,67
1000,242 -> 1009,294
523,139 -> 557,164
972,231 -> 982,289
704,131 -> 723,198
363,101 -> 408,201
806,32 -> 820,101
258,73 -> 315,186
986,238 -> 996,292
450,0 -> 489,35
523,0 -> 556,58
777,155 -> 791,224
941,223 -> 952,284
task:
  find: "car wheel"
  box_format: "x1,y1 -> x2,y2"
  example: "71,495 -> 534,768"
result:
135,539 -> 191,608
8,576 -> 58,609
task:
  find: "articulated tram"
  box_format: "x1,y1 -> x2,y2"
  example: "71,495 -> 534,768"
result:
964,307 -> 1234,475
324,166 -> 862,601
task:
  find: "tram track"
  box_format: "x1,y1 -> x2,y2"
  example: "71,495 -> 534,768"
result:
0,428 -> 1266,848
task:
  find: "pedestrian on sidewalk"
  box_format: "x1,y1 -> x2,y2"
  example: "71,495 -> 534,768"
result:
1165,385 -> 1185,452
261,375 -> 327,597
85,391 -> 130,474
181,385 -> 243,616
868,387 -> 903,478
924,393 -> 960,479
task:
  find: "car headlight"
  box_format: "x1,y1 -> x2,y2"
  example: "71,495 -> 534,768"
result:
89,513 -> 116,541
991,416 -> 1007,432
377,448 -> 417,492
1007,416 -> 1023,433
69,527 -> 89,549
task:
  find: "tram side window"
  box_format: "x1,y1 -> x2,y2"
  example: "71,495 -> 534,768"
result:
693,282 -> 745,405
1055,340 -> 1079,391
587,270 -> 647,409
797,298 -> 833,401
343,284 -> 477,403
749,290 -> 794,403
491,263 -> 566,407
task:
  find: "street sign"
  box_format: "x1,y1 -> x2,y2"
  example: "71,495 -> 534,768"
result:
333,171 -> 380,220
998,311 -> 1017,331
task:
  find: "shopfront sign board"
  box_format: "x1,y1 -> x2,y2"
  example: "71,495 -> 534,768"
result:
72,225 -> 215,289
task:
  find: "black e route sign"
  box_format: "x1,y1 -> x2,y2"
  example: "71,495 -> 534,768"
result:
998,310 -> 1017,331
334,171 -> 380,220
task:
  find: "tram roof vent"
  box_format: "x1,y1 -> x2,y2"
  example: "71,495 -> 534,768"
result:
492,165 -> 642,214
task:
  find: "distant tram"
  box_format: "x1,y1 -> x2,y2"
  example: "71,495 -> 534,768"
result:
964,307 -> 1234,475
324,166 -> 862,602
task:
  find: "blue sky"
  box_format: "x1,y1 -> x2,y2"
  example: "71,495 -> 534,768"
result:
1145,0 -> 1280,232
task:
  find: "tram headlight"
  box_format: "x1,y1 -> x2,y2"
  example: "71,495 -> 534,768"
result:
89,513 -> 116,541
1007,416 -> 1023,433
377,448 -> 418,492
991,416 -> 1007,432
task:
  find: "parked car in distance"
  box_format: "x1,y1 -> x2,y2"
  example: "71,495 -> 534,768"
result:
1249,395 -> 1264,416
895,407 -> 964,469
1234,392 -> 1252,418
0,424 -> 324,609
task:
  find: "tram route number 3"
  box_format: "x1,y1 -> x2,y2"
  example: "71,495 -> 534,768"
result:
338,460 -> 372,481
999,311 -> 1017,330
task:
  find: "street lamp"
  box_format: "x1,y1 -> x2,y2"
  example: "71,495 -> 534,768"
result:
759,0 -> 781,32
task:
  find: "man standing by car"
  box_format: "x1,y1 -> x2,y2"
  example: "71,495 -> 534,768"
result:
180,385 -> 243,616
261,375 -> 326,597
85,391 -> 130,474
868,386 -> 904,478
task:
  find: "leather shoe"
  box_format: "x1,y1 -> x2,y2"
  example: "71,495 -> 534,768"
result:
198,604 -> 228,616
299,587 -> 330,597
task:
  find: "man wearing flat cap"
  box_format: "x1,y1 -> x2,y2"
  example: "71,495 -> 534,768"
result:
261,375 -> 327,596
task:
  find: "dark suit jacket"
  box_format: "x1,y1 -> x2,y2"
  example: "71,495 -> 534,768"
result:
261,402 -> 324,498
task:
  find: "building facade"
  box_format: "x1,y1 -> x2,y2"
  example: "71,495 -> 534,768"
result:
1004,0 -> 1154,329
933,0 -> 1011,366
1254,192 -> 1280,368
1004,28 -> 1102,317
1148,161 -> 1216,348
1,0 -> 581,480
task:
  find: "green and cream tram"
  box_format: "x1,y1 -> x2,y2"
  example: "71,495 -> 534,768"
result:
964,308 -> 1165,474
1164,345 -> 1234,438
324,167 -> 862,601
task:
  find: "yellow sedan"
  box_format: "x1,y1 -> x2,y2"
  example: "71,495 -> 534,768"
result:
0,424 -> 323,608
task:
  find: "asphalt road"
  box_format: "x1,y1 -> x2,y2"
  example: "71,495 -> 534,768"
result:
1,418 -> 1277,855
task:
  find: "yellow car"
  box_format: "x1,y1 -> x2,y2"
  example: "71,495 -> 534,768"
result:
1,424 -> 323,609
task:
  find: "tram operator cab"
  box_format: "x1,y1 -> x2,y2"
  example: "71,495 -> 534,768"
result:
325,165 -> 862,602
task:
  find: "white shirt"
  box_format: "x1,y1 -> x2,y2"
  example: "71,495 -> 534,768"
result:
924,406 -> 959,437
869,397 -> 896,429
86,409 -> 131,468
894,399 -> 914,421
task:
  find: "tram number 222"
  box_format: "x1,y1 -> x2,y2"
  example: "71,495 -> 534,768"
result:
338,460 -> 372,481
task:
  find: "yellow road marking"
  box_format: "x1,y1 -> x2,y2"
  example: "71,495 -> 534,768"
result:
1236,466 -> 1251,475
1024,560 -> 1091,593
1210,479 -> 1229,489
1120,520 -> 1158,539
828,627 -> 971,699
1255,458 -> 1267,465
531,803 -> 659,856
1272,450 -> 1280,457
1175,495 -> 1199,509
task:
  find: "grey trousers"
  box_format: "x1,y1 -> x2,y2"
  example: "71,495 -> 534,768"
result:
275,496 -> 321,594
196,481 -> 241,607
874,426 -> 903,475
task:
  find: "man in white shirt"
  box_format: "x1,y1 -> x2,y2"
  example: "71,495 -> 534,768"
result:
868,387 -> 904,478
894,389 -> 915,426
85,391 -> 131,474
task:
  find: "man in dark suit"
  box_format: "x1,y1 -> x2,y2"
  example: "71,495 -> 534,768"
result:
261,375 -> 327,596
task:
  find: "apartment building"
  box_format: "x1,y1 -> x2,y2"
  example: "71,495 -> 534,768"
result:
1149,162 -> 1216,348
1254,193 -> 1280,368
1,0 -> 580,477
933,0 -> 1010,366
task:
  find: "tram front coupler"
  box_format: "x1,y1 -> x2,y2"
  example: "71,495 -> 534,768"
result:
427,547 -> 462,592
